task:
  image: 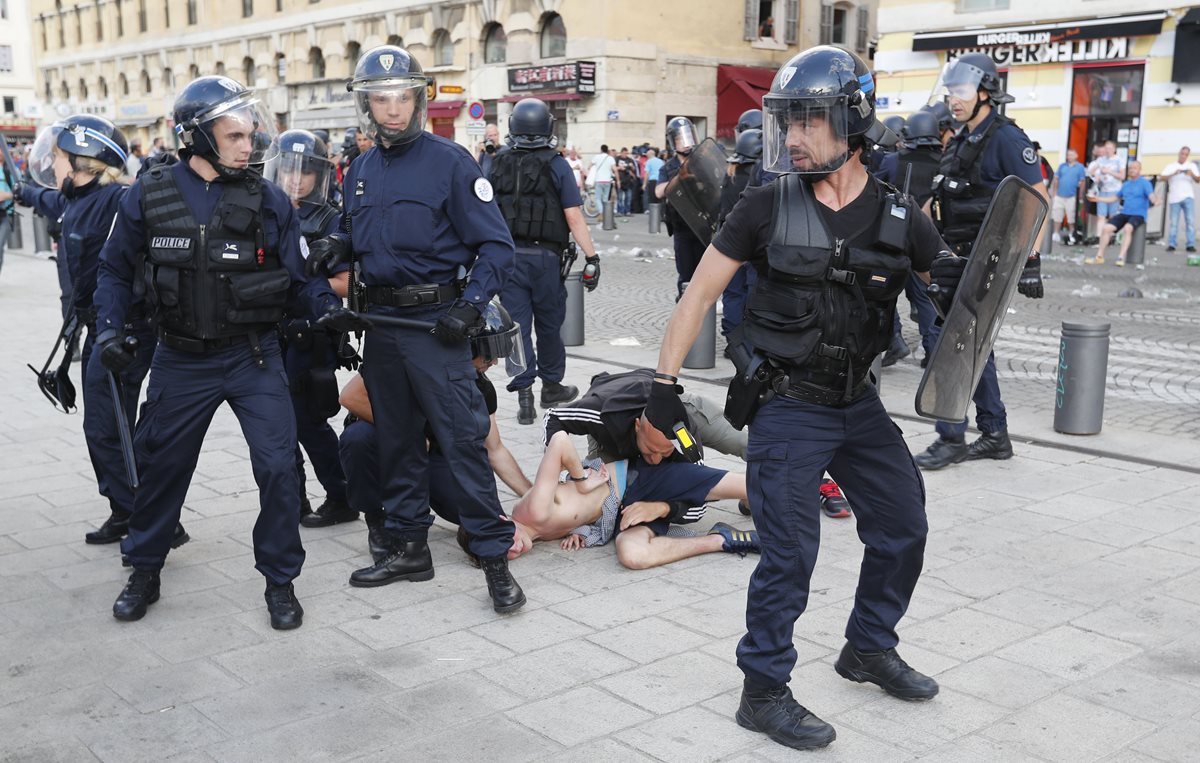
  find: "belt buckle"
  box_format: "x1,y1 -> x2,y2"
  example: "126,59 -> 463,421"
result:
410,285 -> 440,304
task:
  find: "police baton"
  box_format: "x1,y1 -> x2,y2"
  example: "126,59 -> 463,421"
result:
317,310 -> 436,332
108,336 -> 140,490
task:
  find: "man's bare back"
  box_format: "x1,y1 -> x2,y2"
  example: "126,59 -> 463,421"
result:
511,460 -> 613,541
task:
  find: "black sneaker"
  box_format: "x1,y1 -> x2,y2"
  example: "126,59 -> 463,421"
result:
264,582 -> 304,630
456,525 -> 481,568
965,430 -> 1013,461
708,522 -> 760,556
736,682 -> 836,750
85,511 -> 130,544
1166,246 -> 1177,252
481,555 -> 526,614
913,438 -> 967,470
819,479 -> 851,519
113,569 -> 161,621
834,643 -> 939,700
516,388 -> 536,426
300,497 -> 359,528
540,381 -> 579,408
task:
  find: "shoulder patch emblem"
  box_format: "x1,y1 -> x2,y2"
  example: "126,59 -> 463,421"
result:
1022,146 -> 1038,165
474,177 -> 495,202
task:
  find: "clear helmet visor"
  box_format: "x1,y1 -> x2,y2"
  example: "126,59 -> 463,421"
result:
190,94 -> 280,168
762,95 -> 850,177
471,323 -> 527,380
352,80 -> 428,146
264,147 -> 332,206
668,121 -> 699,153
28,123 -> 66,188
929,60 -> 986,105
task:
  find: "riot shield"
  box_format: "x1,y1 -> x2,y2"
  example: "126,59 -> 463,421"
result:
916,176 -> 1048,423
664,138 -> 726,246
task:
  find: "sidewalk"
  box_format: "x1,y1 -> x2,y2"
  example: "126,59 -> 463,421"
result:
2,241 -> 1199,762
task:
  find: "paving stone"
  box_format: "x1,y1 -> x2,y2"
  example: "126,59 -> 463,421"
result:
997,625 -> 1143,681
936,655 -> 1068,709
904,608 -> 1038,662
1146,522 -> 1200,558
387,713 -> 561,762
469,607 -> 594,653
81,705 -> 230,763
364,630 -> 516,691
969,588 -> 1096,630
508,685 -> 653,746
587,616 -> 714,665
105,659 -> 244,713
213,626 -> 372,683
479,640 -> 635,701
658,589 -> 753,639
534,738 -> 657,762
1058,518 -> 1162,549
596,650 -> 742,714
621,705 -> 766,762
1065,663 -> 1200,724
339,592 -> 504,650
204,704 -> 415,763
1071,595 -> 1200,648
916,734 -> 1046,763
382,671 -> 522,728
549,576 -> 707,630
1130,717 -> 1200,762
981,693 -> 1155,761
136,617 -> 265,664
0,736 -> 103,762
835,689 -> 1010,755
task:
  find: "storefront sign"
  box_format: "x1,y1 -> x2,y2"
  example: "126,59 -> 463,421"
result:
946,37 -> 1131,67
912,11 -> 1165,52
440,85 -> 465,94
508,61 -> 596,94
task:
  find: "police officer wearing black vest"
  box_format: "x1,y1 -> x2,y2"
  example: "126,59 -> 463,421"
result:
656,117 -> 708,296
489,97 -> 599,425
646,46 -> 946,750
94,76 -> 344,630
914,53 -> 1048,470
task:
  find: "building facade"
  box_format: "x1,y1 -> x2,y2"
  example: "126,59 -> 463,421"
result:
873,1 -> 1200,173
28,0 -> 878,152
2,0 -> 40,139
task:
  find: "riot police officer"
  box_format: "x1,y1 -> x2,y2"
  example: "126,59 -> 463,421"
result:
655,117 -> 708,296
736,108 -> 763,134
719,127 -> 762,341
265,129 -> 356,528
488,97 -> 599,425
307,45 -> 525,614
646,46 -> 946,750
94,76 -> 343,629
920,101 -> 958,147
869,115 -> 906,177
915,53 -> 1048,470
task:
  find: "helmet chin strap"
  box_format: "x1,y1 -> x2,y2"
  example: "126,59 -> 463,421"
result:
967,93 -> 988,123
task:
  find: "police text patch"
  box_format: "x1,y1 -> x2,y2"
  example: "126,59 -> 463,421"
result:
151,236 -> 191,249
1022,146 -> 1038,165
474,177 -> 495,202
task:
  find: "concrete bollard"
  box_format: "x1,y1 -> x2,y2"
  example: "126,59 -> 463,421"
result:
1054,321 -> 1110,435
648,203 -> 663,234
7,211 -> 23,251
560,273 -> 585,347
681,283 -> 716,369
1125,224 -> 1146,266
1041,220 -> 1054,255
602,193 -> 617,231
33,214 -> 53,254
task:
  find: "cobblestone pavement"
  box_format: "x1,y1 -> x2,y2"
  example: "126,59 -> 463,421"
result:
2,227 -> 1200,762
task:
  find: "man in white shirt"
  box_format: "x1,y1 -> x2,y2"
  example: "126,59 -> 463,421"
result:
1161,146 -> 1199,253
590,145 -> 617,219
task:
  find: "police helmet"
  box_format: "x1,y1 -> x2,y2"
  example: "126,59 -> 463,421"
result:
901,111 -> 942,148
729,128 -> 763,165
265,129 -> 334,206
920,101 -> 957,133
933,52 -> 1014,106
761,46 -> 891,178
311,129 -> 331,147
883,116 -> 906,139
736,109 -> 763,135
508,98 -> 556,150
173,75 -> 279,177
471,299 -> 526,379
28,115 -> 129,188
666,116 -> 699,154
348,45 -> 430,146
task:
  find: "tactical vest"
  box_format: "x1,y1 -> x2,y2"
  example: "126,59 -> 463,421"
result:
491,147 -> 570,249
299,203 -> 340,245
895,147 -> 941,209
140,167 -> 290,341
933,114 -> 1008,248
742,175 -> 911,392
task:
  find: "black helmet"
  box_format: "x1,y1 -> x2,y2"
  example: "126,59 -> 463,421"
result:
729,128 -> 763,164
935,52 -> 1013,106
666,116 -> 699,154
348,45 -> 430,146
901,111 -> 942,148
173,75 -> 279,178
920,101 -> 956,133
736,108 -> 763,135
28,115 -> 129,187
342,127 -> 358,151
508,98 -> 556,150
266,129 -> 334,206
311,129 -> 331,147
762,45 -> 891,177
472,299 -> 526,379
883,116 -> 906,139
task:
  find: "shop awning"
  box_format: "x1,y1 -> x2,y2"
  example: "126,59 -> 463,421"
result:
428,100 -> 465,117
290,106 -> 357,130
716,65 -> 775,139
498,92 -> 582,103
911,11 -> 1167,52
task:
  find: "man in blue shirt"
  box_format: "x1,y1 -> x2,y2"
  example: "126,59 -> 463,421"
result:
1051,149 -> 1086,245
1093,160 -> 1158,266
643,148 -> 664,210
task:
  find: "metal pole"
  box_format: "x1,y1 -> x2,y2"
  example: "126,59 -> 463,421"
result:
560,273 -> 585,346
1125,224 -> 1147,266
602,189 -> 617,231
648,203 -> 663,234
1053,321 -> 1110,435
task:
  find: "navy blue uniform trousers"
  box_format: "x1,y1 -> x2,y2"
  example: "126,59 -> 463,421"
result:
284,338 -> 348,502
736,389 -> 927,688
500,246 -> 567,392
82,319 -> 156,518
931,348 -> 1006,439
897,273 -> 938,357
361,304 -> 511,559
121,335 -> 304,584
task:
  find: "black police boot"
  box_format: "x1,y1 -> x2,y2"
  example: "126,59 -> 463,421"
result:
86,511 -> 130,544
300,497 -> 359,528
456,525 -> 481,568
540,381 -> 579,408
913,438 -> 967,471
517,388 -> 536,426
348,540 -> 434,587
965,429 -> 1014,461
881,335 -> 911,367
299,494 -> 313,520
112,569 -> 161,622
480,555 -> 526,614
363,512 -> 392,564
264,581 -> 304,630
834,643 -> 939,701
735,681 -> 836,750
123,523 -> 190,567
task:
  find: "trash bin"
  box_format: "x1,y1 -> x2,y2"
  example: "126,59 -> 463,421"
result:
1053,321 -> 1110,435
560,273 -> 585,347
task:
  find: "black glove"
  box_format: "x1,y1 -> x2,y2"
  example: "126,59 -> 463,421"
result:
581,255 -> 601,292
928,251 -> 966,318
11,182 -> 29,207
1018,251 -> 1044,299
643,380 -> 689,440
99,335 -> 136,373
305,234 -> 350,278
317,306 -> 373,334
432,299 -> 484,345
335,334 -> 362,371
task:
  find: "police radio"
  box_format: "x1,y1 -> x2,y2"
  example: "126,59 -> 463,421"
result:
877,163 -> 911,253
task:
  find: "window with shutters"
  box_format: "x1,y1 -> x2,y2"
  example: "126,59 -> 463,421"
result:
856,6 -> 869,52
186,0 -> 196,24
432,28 -> 454,67
95,0 -> 103,39
0,45 -> 12,73
745,0 -> 792,45
819,3 -> 833,45
138,0 -> 146,32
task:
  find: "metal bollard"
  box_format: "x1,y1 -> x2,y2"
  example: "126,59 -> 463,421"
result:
681,283 -> 716,369
648,203 -> 663,234
602,192 -> 617,231
1054,321 -> 1110,435
560,272 -> 585,347
1042,220 -> 1054,255
1125,224 -> 1146,266
33,214 -> 53,254
7,211 -> 23,250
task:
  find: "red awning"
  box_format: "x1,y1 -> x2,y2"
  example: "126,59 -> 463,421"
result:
427,100 -> 465,117
716,65 -> 776,139
499,92 -> 583,103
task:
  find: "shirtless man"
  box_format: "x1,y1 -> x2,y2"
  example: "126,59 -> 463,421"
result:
511,430 -> 759,570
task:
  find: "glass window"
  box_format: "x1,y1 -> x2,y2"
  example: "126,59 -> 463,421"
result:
119,73 -> 128,95
138,0 -> 146,32
275,53 -> 286,83
386,34 -> 403,46
3,96 -> 16,113
831,7 -> 846,44
346,42 -> 361,76
243,57 -> 255,86
483,23 -> 507,64
309,47 -> 325,79
98,75 -> 108,97
141,69 -> 151,93
242,0 -> 252,17
432,29 -> 453,67
187,0 -> 196,24
96,0 -> 103,38
0,45 -> 12,73
540,13 -> 566,58
79,78 -> 88,98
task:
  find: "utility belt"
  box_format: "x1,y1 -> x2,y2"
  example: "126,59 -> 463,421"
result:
514,238 -> 566,253
777,374 -> 872,407
158,328 -> 271,369
363,283 -> 458,308
725,339 -> 871,429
